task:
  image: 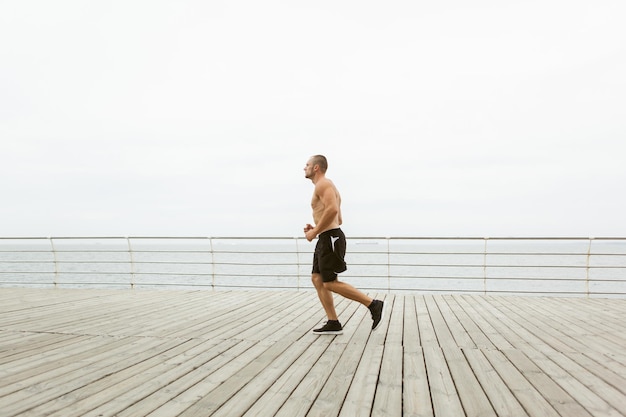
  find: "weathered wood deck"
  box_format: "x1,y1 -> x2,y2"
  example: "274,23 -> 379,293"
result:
0,288 -> 625,417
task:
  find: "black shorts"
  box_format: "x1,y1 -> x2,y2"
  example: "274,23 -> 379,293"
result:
312,228 -> 347,282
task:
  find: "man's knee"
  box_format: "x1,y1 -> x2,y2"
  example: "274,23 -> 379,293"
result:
323,280 -> 338,292
311,273 -> 323,287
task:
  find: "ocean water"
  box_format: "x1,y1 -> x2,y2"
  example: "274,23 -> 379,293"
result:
1,237 -> 625,297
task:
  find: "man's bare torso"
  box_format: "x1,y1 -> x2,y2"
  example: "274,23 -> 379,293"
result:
311,178 -> 342,232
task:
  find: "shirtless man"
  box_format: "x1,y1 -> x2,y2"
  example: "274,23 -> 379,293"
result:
304,155 -> 384,334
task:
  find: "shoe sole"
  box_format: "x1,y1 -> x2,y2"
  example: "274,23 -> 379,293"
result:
372,301 -> 386,331
312,330 -> 343,335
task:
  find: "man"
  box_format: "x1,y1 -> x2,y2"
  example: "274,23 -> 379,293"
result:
304,155 -> 384,334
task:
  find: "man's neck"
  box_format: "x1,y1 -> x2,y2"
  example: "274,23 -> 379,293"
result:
311,173 -> 325,184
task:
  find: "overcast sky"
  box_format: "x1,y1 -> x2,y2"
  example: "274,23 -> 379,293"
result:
1,0 -> 625,238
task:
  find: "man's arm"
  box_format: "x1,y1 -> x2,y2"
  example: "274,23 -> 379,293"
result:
337,195 -> 342,226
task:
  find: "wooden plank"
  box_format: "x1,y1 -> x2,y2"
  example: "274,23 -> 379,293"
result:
206,340 -> 316,417
1,291 -> 167,335
106,339 -> 241,417
444,295 -> 496,349
403,346 -> 433,417
145,339 -> 261,416
271,296 -> 366,417
229,291 -> 319,342
436,295 -> 475,349
0,335 -> 132,394
539,350 -> 626,414
241,339 -> 335,417
414,295 -> 438,347
462,296 -> 626,415
337,293 -> 392,417
191,292 -> 337,342
114,291 -> 260,338
490,296 -> 626,399
270,340 -> 350,417
105,292 -> 269,339
30,338 -> 212,417
463,348 -> 529,417
442,346 -> 497,417
1,336 -> 184,416
241,296 -> 368,417
403,294 -> 420,349
372,295 -> 403,417
148,339 -> 293,417
115,338 -> 246,417
337,344 -> 384,417
306,303 -> 372,417
502,348 -> 594,417
423,295 -> 458,348
0,333 -> 81,363
505,297 -> 625,358
422,345 -> 465,417
373,344 -> 403,417
522,297 -> 626,368
518,346 -> 625,417
482,349 -> 562,417
473,296 -> 534,348
0,336 -> 103,397
454,295 -> 514,350
402,294 -> 433,416
141,292 -> 276,342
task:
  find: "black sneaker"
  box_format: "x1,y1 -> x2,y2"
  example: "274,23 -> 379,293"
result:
369,300 -> 385,330
312,320 -> 343,335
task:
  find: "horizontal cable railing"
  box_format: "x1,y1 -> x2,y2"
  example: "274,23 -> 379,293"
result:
1,237 -> 625,297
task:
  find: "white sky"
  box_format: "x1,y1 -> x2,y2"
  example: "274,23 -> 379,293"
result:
1,0 -> 625,238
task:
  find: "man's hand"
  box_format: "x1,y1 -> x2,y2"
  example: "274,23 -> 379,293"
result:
304,224 -> 316,242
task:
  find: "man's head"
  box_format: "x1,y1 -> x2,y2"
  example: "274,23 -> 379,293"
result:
304,155 -> 328,180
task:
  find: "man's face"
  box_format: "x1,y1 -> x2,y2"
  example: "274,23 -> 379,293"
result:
304,159 -> 316,179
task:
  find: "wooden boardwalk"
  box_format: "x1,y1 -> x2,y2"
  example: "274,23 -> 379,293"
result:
0,288 -> 625,417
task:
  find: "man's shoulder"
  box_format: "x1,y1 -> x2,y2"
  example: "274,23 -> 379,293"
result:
315,178 -> 341,202
314,177 -> 335,191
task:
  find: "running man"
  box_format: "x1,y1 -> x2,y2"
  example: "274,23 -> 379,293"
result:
303,155 -> 384,334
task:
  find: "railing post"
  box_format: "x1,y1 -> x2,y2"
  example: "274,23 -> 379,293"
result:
387,237 -> 391,293
209,237 -> 215,290
483,237 -> 489,295
127,237 -> 135,290
295,237 -> 301,291
49,237 -> 58,288
586,238 -> 593,298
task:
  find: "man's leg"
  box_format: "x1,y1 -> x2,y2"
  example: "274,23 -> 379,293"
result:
324,279 -> 385,330
323,280 -> 372,307
312,273 -> 338,321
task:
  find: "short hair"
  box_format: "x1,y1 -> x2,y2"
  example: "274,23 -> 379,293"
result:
311,155 -> 328,173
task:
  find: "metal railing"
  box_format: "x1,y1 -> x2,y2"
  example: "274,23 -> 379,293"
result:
1,236 -> 625,297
